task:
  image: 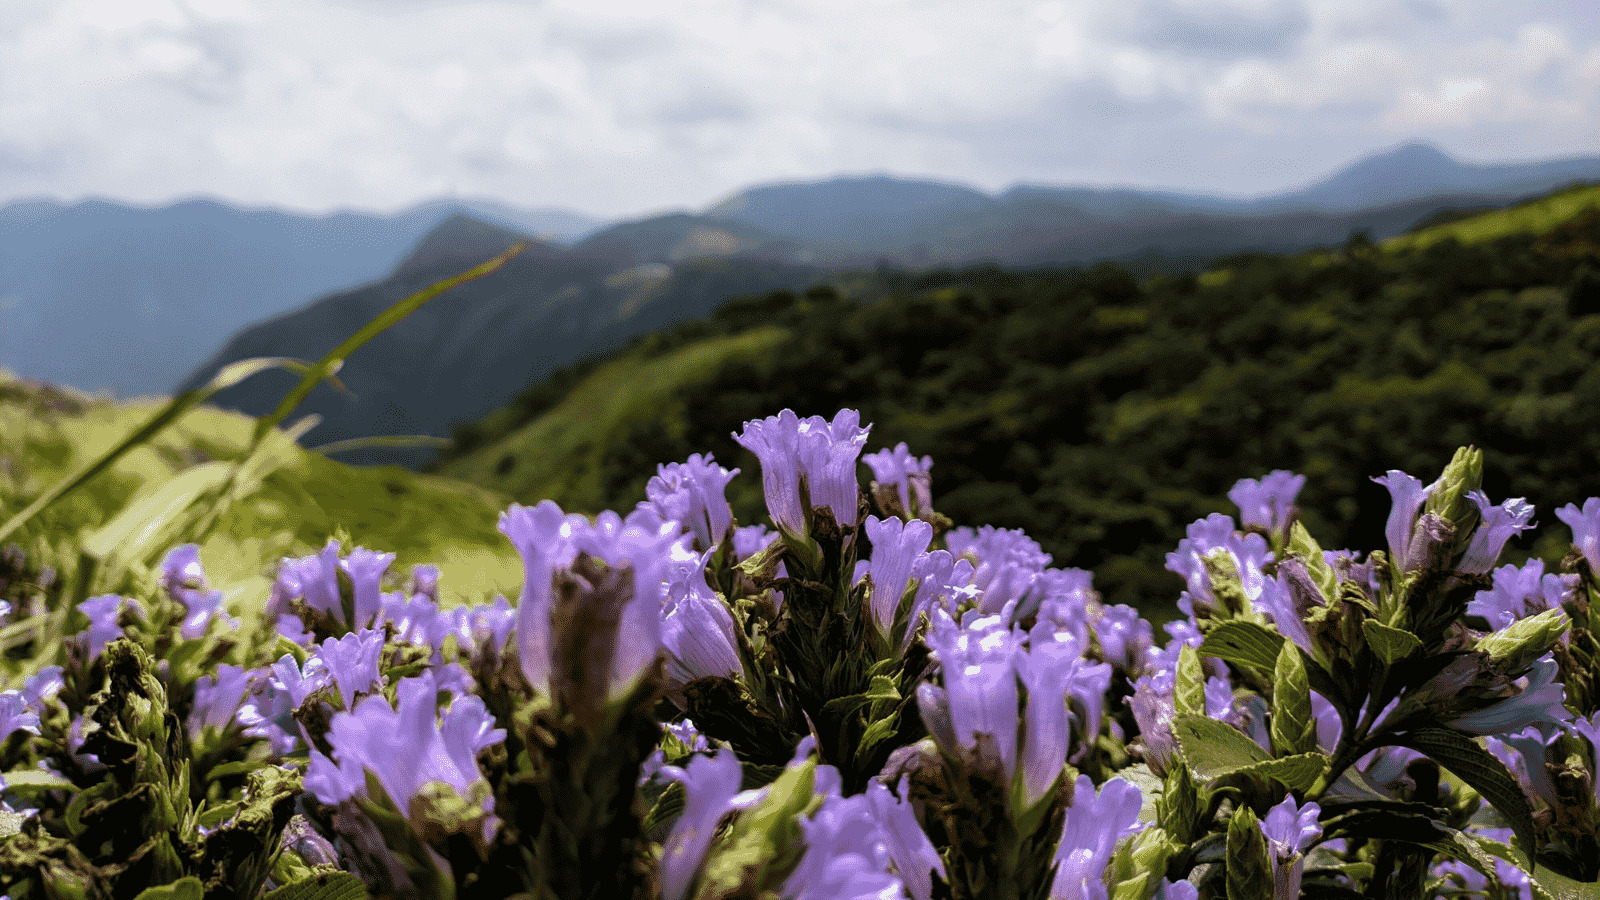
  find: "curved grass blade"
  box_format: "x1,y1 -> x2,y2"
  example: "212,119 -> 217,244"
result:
0,357 -> 330,546
306,434 -> 452,456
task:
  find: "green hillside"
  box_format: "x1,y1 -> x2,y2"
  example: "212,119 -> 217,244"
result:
0,370 -> 522,621
1385,180 -> 1600,251
430,185 -> 1600,613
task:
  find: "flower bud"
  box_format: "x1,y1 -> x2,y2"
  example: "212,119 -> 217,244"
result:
1475,609 -> 1570,673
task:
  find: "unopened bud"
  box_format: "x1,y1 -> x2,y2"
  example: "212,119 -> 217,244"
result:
1476,609 -> 1570,673
1425,447 -> 1484,541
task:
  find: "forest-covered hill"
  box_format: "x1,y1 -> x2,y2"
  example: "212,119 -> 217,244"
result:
429,183 -> 1600,613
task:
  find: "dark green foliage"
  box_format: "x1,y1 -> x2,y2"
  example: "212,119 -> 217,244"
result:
439,212 -> 1600,615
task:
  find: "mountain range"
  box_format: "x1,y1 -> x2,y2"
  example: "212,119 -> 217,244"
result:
7,140 -> 1600,461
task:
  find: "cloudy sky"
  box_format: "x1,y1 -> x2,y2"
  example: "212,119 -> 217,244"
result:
3,0 -> 1597,220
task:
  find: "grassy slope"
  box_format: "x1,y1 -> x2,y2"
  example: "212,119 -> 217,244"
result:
439,326 -> 790,508
0,371 -> 522,615
1384,181 -> 1600,251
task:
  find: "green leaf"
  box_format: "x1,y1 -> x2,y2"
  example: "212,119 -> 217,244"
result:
1198,620 -> 1285,675
262,872 -> 372,900
1289,521 -> 1339,602
79,461 -> 233,564
1362,620 -> 1423,664
1533,867 -> 1600,900
1174,716 -> 1326,790
1390,726 -> 1536,861
1226,807 -> 1273,900
1271,638 -> 1316,756
1323,812 -> 1559,900
1,769 -> 79,793
1175,644 -> 1206,716
133,878 -> 205,900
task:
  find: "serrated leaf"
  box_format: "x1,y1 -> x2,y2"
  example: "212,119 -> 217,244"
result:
1198,620 -> 1285,675
262,872 -> 371,900
1362,620 -> 1423,664
134,878 -> 205,900
1390,726 -> 1535,861
1271,638 -> 1316,756
1176,645 -> 1206,716
1,769 -> 79,793
1533,867 -> 1600,900
1236,753 -> 1329,793
1289,521 -> 1339,601
1175,716 -> 1327,790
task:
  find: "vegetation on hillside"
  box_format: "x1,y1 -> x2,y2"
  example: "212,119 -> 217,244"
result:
432,186 -> 1600,613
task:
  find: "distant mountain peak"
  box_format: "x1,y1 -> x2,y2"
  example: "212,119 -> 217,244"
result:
394,213 -> 538,278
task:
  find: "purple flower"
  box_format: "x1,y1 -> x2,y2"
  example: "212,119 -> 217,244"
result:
1449,656 -> 1571,736
734,409 -> 871,535
662,551 -> 743,693
1469,559 -> 1575,632
1459,492 -> 1536,574
863,443 -> 934,517
315,630 -> 385,708
339,547 -> 395,629
427,596 -> 516,661
502,500 -> 679,704
864,778 -> 944,900
1557,498 -> 1600,572
77,594 -> 138,661
863,516 -> 935,641
1090,603 -> 1152,673
1488,726 -> 1560,806
1155,881 -> 1199,900
1372,470 -> 1432,569
304,671 -> 505,828
0,691 -> 40,743
1129,671 -> 1179,776
410,563 -> 440,602
733,524 -> 778,562
188,664 -> 253,738
1310,690 -> 1342,752
1049,775 -> 1144,900
784,791 -> 905,900
382,592 -> 441,647
159,544 -> 228,638
1256,573 -> 1312,653
659,749 -> 758,900
922,611 -> 1022,779
1259,795 -> 1322,900
647,453 -> 740,551
1228,470 -> 1306,536
947,526 -> 1052,617
1164,514 -> 1270,617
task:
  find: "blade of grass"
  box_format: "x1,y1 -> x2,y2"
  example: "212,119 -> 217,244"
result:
185,243 -> 526,548
0,357 -> 331,547
306,434 -> 452,456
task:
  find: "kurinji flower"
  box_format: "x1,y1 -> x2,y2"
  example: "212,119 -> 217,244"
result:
77,594 -> 137,661
947,526 -> 1052,618
1556,498 -> 1600,572
863,516 -> 935,640
426,596 -> 516,661
315,630 -> 385,708
160,544 -> 230,638
502,500 -> 679,706
1259,795 -> 1322,900
188,664 -> 253,738
662,552 -> 742,692
410,563 -> 440,602
339,546 -> 396,628
1228,470 -> 1306,536
864,778 -> 944,900
1488,726 -> 1560,806
1017,635 -> 1085,808
1049,775 -> 1144,900
1090,603 -> 1152,673
784,790 -> 905,900
659,749 -> 761,900
1372,470 -> 1432,569
1449,656 -> 1571,736
271,541 -> 394,631
1568,713 -> 1600,807
1164,514 -> 1270,617
1469,559 -> 1575,632
863,443 -> 933,518
1256,572 -> 1313,652
304,671 -> 505,827
733,524 -> 778,561
922,611 -> 1022,779
1129,671 -> 1179,775
0,691 -> 40,742
735,409 -> 871,535
1458,492 -> 1536,574
646,453 -> 739,551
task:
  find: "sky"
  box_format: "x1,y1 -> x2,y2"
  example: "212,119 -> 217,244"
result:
2,0 -> 1598,220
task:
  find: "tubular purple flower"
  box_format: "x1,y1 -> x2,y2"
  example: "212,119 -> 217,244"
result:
1488,726 -> 1560,806
188,664 -> 253,738
410,563 -> 440,602
734,409 -> 871,535
1155,881 -> 1199,900
1129,671 -> 1179,775
784,792 -> 905,900
500,500 -> 583,696
1372,470 -> 1432,567
1449,656 -> 1572,736
304,671 -> 505,828
1090,603 -> 1152,672
659,749 -> 757,900
1017,637 -> 1078,809
1459,492 -> 1535,575
1164,514 -> 1270,616
1557,498 -> 1600,572
576,509 -> 680,701
315,630 -> 386,708
1228,470 -> 1306,535
1571,713 -> 1600,807
947,526 -> 1052,617
77,594 -> 136,661
339,547 -> 395,629
276,541 -> 344,623
647,453 -> 740,551
865,778 -> 944,900
22,667 -> 62,709
863,443 -> 934,517
864,516 -> 935,641
925,611 -> 1021,779
662,553 -> 743,692
1259,795 -> 1322,900
0,691 -> 40,743
1049,775 -> 1144,900
1469,560 -> 1575,632
1257,573 -> 1313,652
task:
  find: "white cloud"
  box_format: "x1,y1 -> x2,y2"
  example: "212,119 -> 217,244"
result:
0,0 -> 1596,218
